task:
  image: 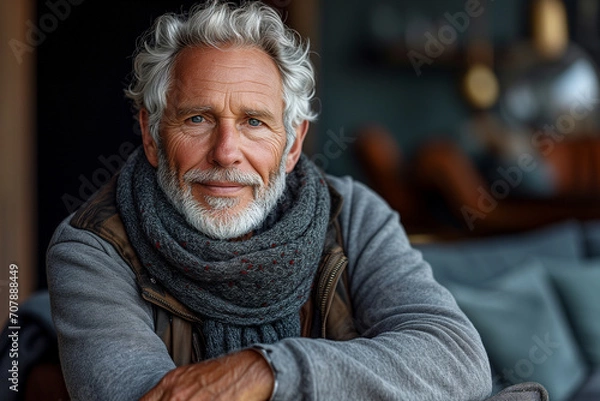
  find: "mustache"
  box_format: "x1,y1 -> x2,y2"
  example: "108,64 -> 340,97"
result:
182,168 -> 263,187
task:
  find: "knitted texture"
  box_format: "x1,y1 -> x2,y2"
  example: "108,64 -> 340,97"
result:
117,148 -> 330,358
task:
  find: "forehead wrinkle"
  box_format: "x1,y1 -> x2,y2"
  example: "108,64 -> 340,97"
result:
202,53 -> 280,77
177,87 -> 281,110
175,58 -> 280,89
177,92 -> 277,108
174,77 -> 280,99
179,76 -> 279,92
175,46 -> 280,77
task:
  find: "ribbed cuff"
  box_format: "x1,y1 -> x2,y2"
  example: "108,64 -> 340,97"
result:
251,345 -> 279,401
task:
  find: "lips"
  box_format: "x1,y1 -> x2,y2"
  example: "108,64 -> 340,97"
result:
198,181 -> 246,195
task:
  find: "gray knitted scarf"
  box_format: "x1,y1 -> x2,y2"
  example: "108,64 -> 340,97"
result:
117,148 -> 330,359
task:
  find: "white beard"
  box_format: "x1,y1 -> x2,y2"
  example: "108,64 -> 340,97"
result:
156,149 -> 288,240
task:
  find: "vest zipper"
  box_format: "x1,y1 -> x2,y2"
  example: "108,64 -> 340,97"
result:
192,328 -> 205,362
317,250 -> 348,338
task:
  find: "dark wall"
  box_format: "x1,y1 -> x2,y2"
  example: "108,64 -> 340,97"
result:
36,1 -> 201,286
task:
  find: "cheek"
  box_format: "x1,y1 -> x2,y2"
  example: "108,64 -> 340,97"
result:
248,137 -> 286,174
163,133 -> 204,172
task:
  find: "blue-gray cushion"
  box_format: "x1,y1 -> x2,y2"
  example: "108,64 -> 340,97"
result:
446,262 -> 587,401
484,382 -> 549,401
582,220 -> 600,258
536,257 -> 600,367
416,220 -> 584,286
568,368 -> 600,401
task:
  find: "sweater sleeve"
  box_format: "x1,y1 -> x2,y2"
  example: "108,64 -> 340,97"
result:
46,219 -> 176,401
259,176 -> 492,401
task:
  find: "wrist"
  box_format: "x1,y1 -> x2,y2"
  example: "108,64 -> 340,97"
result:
250,345 -> 279,401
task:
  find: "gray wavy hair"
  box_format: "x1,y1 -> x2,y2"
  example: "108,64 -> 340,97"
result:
125,1 -> 317,148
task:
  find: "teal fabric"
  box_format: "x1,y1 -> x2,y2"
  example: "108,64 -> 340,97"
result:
447,262 -> 587,401
417,220 -> 584,285
582,220 -> 600,258
536,258 -> 600,367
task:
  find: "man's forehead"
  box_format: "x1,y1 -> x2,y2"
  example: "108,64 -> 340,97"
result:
167,46 -> 284,108
172,46 -> 281,84
168,87 -> 283,116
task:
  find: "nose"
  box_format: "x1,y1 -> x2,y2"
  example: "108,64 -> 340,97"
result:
208,121 -> 242,168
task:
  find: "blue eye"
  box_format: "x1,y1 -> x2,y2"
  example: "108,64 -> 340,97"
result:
190,115 -> 204,123
248,118 -> 262,127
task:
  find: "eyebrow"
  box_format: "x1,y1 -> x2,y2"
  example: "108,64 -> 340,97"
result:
243,109 -> 277,122
175,106 -> 212,119
174,106 -> 278,122
175,106 -> 276,121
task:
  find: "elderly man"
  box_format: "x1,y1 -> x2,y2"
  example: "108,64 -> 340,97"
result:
46,1 -> 492,400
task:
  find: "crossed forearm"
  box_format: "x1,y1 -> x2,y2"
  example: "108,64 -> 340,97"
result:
140,349 -> 274,401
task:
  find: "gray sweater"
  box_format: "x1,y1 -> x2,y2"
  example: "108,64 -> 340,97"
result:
47,174 -> 492,401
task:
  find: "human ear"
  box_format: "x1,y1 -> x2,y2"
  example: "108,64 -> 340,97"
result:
140,109 -> 159,168
285,120 -> 309,173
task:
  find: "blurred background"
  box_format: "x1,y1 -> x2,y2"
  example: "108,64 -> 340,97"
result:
3,0 -> 600,398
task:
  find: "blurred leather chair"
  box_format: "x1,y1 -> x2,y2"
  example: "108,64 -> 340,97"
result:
355,126 -> 600,237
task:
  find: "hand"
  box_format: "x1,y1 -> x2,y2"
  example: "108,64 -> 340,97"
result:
140,349 -> 274,401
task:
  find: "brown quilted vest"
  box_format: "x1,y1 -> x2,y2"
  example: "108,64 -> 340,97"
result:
70,175 -> 359,366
